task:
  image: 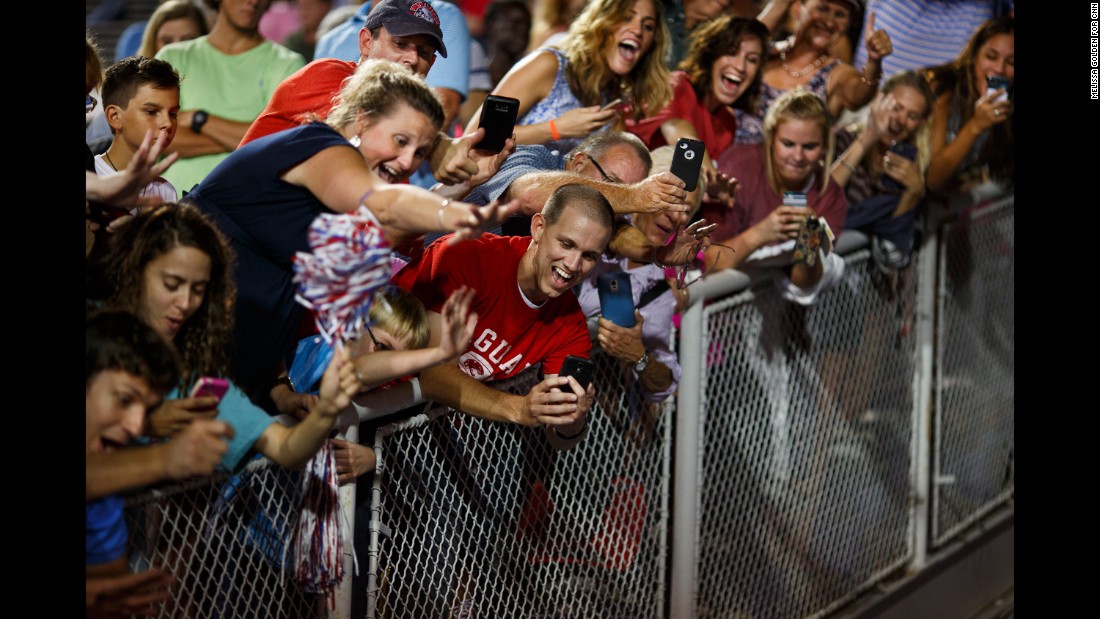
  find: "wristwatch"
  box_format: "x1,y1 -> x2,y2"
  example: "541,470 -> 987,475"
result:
634,351 -> 649,373
191,109 -> 209,134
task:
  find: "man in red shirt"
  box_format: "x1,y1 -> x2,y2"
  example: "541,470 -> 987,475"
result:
240,0 -> 502,186
392,183 -> 615,448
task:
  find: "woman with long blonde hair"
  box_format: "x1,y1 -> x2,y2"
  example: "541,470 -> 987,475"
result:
465,0 -> 673,154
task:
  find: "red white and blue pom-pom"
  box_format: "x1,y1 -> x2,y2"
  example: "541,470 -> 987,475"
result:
292,204 -> 392,346
287,440 -> 352,607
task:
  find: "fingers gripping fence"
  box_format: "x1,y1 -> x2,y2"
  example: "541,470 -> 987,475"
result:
125,458 -> 326,618
366,362 -> 673,618
932,197 -> 1014,547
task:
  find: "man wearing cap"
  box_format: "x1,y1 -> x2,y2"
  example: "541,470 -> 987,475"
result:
241,0 -> 500,188
315,0 -> 470,129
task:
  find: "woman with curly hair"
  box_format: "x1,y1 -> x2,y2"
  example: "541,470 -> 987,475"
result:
89,202 -> 423,473
924,15 -> 1013,198
627,15 -> 770,203
465,0 -> 673,154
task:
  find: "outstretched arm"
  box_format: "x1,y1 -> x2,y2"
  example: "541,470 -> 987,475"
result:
254,346 -> 359,469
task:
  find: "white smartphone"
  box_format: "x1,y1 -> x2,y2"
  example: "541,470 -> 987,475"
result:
601,98 -> 623,111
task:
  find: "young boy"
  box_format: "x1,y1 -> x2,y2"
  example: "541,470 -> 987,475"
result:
94,56 -> 182,212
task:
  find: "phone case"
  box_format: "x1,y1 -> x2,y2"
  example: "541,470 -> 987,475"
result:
597,272 -> 636,328
559,355 -> 595,390
985,75 -> 1010,102
189,376 -> 229,401
792,216 -> 822,267
474,95 -> 520,153
670,137 -> 705,192
883,141 -> 918,192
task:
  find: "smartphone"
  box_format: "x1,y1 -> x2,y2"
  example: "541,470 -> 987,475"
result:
189,376 -> 229,402
984,75 -> 1010,103
601,98 -> 623,111
782,192 -> 807,208
670,137 -> 705,193
558,355 -> 595,391
474,94 -> 520,153
883,141 -> 918,192
597,271 -> 636,328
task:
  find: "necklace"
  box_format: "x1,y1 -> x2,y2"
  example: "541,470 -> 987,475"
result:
103,151 -> 119,171
780,45 -> 830,78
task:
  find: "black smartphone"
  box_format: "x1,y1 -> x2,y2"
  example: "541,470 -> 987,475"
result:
883,140 -> 918,192
474,94 -> 520,153
670,137 -> 705,192
597,271 -> 636,328
558,354 -> 595,391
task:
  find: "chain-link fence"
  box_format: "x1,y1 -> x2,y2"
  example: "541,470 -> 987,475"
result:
684,246 -> 921,619
125,457 -> 325,618
932,197 -> 1014,547
118,197 -> 1013,618
365,358 -> 673,619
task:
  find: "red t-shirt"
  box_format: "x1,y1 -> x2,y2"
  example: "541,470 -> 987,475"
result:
391,234 -> 591,381
704,143 -> 848,246
239,59 -> 356,147
625,71 -> 738,160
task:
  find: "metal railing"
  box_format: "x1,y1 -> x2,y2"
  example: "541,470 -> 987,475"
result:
124,195 -> 1014,618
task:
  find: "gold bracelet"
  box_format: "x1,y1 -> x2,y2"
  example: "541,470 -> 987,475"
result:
437,199 -> 450,228
839,158 -> 858,174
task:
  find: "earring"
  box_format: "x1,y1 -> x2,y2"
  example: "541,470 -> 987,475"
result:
348,134 -> 361,148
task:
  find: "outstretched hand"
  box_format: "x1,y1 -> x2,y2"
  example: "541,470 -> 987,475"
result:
632,172 -> 689,213
85,129 -> 178,209
438,285 -> 479,360
655,219 -> 717,266
446,198 -> 522,244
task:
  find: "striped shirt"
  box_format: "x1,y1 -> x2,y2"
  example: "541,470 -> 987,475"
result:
852,0 -> 1012,78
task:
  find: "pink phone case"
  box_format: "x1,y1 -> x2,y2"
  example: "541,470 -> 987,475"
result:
189,377 -> 229,401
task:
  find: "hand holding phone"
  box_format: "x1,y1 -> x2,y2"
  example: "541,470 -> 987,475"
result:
670,137 -> 706,193
601,98 -> 623,111
189,376 -> 229,403
984,75 -> 1010,103
597,272 -> 636,328
882,141 -> 917,192
558,355 -> 595,391
474,95 -> 520,153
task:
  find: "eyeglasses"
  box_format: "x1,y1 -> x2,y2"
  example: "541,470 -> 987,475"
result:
86,94 -> 98,114
586,153 -> 620,184
676,242 -> 735,290
366,324 -> 391,351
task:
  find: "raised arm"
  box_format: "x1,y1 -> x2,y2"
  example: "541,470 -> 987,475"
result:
86,418 -> 234,500
253,346 -> 360,469
463,50 -> 556,141
282,144 -> 520,248
351,287 -> 478,390
830,12 -> 892,114
925,90 -> 1009,194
